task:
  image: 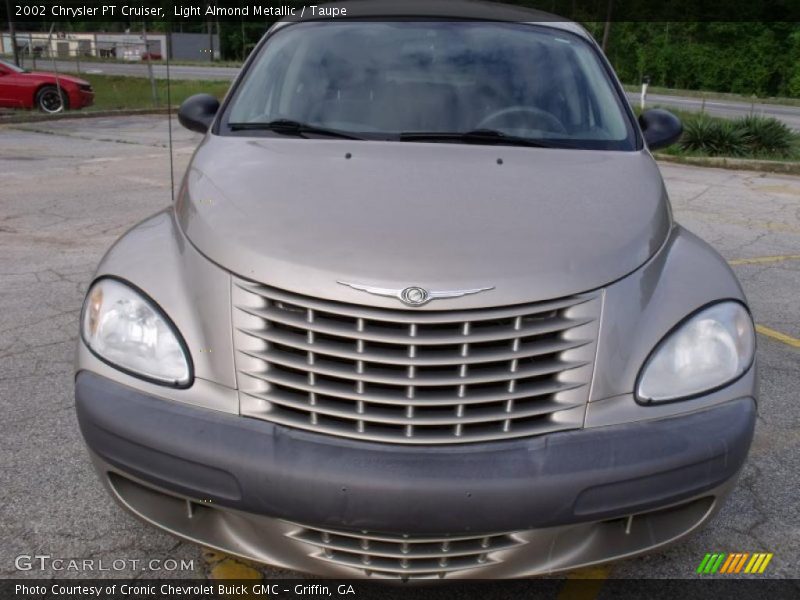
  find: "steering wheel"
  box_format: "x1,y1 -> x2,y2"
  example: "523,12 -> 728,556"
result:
476,106 -> 567,134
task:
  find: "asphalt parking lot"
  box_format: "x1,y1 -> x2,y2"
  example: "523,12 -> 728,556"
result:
1,116 -> 798,582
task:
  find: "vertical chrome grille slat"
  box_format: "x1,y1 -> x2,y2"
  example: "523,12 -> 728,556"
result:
406,322 -> 416,435
456,321 -> 470,437
306,307 -> 316,394
234,278 -> 600,445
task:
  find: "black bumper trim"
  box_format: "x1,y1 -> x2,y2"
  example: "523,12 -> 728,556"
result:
75,371 -> 756,535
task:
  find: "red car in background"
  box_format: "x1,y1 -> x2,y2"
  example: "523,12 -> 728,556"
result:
0,58 -> 94,113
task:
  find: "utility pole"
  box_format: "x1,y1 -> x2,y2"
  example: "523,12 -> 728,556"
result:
601,0 -> 614,53
5,0 -> 20,66
207,2 -> 214,62
215,1 -> 221,62
46,23 -> 64,111
142,23 -> 158,107
240,16 -> 246,60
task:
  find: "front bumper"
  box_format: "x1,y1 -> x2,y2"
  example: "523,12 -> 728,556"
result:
69,88 -> 95,109
76,371 -> 755,577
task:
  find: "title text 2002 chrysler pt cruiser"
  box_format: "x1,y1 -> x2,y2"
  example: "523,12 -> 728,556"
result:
75,2 -> 757,579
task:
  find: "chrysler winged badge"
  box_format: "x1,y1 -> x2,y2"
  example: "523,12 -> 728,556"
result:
337,281 -> 495,306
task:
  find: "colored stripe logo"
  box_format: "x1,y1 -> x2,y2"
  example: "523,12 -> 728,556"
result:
697,552 -> 773,574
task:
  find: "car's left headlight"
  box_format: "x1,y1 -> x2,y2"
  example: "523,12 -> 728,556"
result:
81,278 -> 192,387
637,301 -> 755,403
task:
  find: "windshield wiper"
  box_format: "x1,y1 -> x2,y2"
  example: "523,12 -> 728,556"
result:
398,129 -> 557,148
228,119 -> 363,140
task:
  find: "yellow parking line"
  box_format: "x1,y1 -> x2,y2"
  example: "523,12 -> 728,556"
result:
728,254 -> 800,266
203,549 -> 263,580
756,324 -> 800,348
724,256 -> 800,349
557,566 -> 610,600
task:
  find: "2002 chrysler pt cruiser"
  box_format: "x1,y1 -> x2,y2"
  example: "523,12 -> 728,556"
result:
75,1 -> 757,579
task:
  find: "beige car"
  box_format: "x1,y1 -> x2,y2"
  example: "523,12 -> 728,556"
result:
75,2 -> 757,579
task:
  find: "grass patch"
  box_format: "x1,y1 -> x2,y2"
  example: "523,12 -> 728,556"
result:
66,73 -> 231,111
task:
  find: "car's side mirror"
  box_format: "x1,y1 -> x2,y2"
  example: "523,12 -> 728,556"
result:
639,108 -> 683,151
178,94 -> 220,133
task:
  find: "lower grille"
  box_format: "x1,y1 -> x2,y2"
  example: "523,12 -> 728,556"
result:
287,525 -> 525,578
232,278 -> 601,444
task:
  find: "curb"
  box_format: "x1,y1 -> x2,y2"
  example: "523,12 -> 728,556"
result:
0,107 -> 177,125
655,153 -> 800,176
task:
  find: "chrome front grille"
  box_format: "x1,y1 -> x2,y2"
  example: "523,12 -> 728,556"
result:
286,524 -> 525,578
232,278 -> 601,444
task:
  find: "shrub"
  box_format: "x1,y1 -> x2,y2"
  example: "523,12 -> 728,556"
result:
680,116 -> 751,156
678,113 -> 796,158
734,115 -> 795,156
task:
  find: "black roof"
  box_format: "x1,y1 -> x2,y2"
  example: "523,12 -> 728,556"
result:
298,0 -> 583,34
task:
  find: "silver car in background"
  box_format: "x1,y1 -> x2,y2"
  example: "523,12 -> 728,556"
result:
75,1 -> 757,579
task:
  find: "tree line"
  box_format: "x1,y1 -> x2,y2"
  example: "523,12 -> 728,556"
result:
591,22 -> 800,97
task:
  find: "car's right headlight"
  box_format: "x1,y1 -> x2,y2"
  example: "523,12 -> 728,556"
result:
637,301 -> 755,403
81,278 -> 192,387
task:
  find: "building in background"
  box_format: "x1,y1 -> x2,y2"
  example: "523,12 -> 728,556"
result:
0,31 -> 220,62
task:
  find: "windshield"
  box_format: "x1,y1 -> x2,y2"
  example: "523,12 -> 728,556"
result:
0,58 -> 25,73
222,21 -> 636,150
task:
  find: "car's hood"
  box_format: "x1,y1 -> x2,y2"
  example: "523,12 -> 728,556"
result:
28,71 -> 89,86
177,136 -> 671,309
